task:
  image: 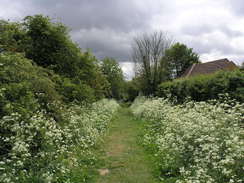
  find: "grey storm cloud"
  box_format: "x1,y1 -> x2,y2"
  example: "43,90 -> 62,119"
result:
28,0 -> 152,32
12,0 -> 155,61
0,0 -> 244,75
71,28 -> 133,60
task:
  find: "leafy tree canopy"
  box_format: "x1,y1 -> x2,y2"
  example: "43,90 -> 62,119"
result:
101,57 -> 125,100
164,42 -> 200,79
0,15 -> 110,103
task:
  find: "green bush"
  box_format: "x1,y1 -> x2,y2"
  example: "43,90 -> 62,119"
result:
0,52 -> 63,157
124,80 -> 140,102
59,77 -> 95,103
0,53 -> 61,117
157,70 -> 244,103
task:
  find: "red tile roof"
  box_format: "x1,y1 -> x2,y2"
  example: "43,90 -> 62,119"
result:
181,58 -> 238,77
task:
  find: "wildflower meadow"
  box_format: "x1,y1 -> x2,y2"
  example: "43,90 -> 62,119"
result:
0,98 -> 119,183
131,96 -> 244,183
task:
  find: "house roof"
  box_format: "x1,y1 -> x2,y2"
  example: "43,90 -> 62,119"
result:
181,58 -> 238,77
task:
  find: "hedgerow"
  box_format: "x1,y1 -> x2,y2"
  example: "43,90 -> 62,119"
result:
157,70 -> 244,103
0,14 -> 124,183
131,97 -> 244,183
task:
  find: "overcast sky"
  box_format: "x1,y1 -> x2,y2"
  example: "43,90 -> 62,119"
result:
1,0 -> 244,79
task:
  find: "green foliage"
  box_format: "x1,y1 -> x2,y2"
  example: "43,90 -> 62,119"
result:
124,79 -> 140,102
0,15 -> 110,103
101,57 -> 125,100
24,15 -> 71,70
163,42 -> 200,78
0,52 -> 62,166
0,20 -> 28,53
59,77 -> 95,103
241,62 -> 244,70
0,14 -> 120,183
131,97 -> 244,183
157,70 -> 244,103
78,52 -> 110,100
0,53 -> 61,117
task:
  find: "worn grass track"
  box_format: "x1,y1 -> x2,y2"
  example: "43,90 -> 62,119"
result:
94,107 -> 159,183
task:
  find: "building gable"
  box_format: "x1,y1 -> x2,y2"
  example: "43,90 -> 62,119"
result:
181,58 -> 238,77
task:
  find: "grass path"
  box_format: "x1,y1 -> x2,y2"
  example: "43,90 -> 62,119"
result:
95,107 -> 159,183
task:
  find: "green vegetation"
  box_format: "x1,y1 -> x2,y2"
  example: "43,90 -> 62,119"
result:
163,42 -> 200,79
0,53 -> 61,119
95,107 -> 159,183
131,32 -> 199,95
157,70 -> 244,103
0,15 -> 117,103
0,15 -> 123,182
124,78 -> 140,102
131,97 -> 244,183
1,13 -> 243,183
0,98 -> 119,182
101,57 -> 125,100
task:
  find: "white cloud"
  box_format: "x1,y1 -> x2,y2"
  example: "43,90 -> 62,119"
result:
0,1 -> 23,20
119,62 -> 135,80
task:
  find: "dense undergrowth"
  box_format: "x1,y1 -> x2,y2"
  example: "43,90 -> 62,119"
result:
131,97 -> 244,183
0,98 -> 119,182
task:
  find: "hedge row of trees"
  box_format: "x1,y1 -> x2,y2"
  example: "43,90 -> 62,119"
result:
0,16 -> 129,178
0,15 -> 132,140
157,70 -> 244,103
0,15 -> 126,105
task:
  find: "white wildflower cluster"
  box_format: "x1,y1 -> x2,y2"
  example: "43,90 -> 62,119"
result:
131,97 -> 244,183
0,99 -> 119,182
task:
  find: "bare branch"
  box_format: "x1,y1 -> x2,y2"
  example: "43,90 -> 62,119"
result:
131,31 -> 173,94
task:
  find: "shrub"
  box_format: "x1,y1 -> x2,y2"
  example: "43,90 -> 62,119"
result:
0,53 -> 61,118
59,77 -> 95,103
157,70 -> 244,103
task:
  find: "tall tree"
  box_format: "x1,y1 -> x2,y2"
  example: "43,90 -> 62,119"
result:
23,15 -> 80,76
132,31 -> 173,95
0,16 -> 110,102
164,42 -> 200,78
101,57 -> 125,100
0,20 -> 28,53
